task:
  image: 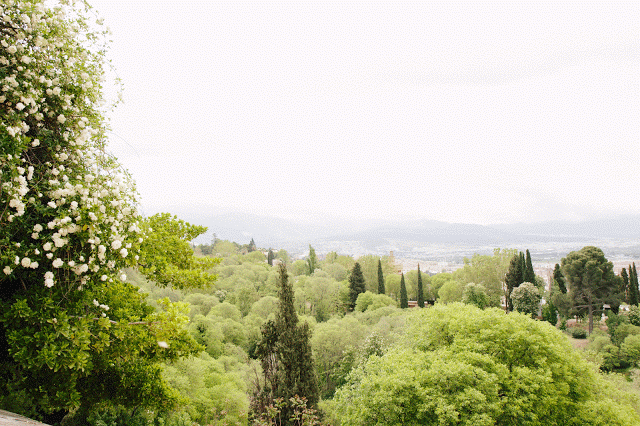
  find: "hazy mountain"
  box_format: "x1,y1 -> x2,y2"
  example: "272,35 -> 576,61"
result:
181,212 -> 639,252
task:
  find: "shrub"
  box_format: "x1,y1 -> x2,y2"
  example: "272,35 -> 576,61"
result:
571,328 -> 588,339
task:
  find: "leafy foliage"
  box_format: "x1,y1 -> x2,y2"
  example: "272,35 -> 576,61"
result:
334,304 -> 640,425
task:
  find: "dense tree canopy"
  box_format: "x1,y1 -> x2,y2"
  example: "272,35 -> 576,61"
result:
334,304 -> 640,425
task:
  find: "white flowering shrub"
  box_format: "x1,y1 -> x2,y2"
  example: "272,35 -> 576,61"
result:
0,0 -> 140,297
0,0 -> 213,420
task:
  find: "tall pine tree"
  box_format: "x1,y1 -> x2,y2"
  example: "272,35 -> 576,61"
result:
553,263 -> 567,294
400,273 -> 409,309
417,264 -> 425,308
252,264 -> 318,423
377,259 -> 385,294
267,249 -> 274,266
524,249 -> 536,284
348,262 -> 366,311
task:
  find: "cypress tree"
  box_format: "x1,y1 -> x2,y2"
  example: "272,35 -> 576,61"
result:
252,264 -> 318,423
524,249 -> 536,284
267,249 -> 274,266
505,255 -> 521,312
348,262 -> 366,311
307,245 -> 318,275
621,268 -> 629,302
400,273 -> 408,309
553,263 -> 567,294
629,262 -> 640,305
377,259 -> 385,294
519,252 -> 526,283
417,264 -> 425,308
249,238 -> 256,252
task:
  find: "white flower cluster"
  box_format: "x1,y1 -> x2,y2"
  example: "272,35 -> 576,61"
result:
1,0 -> 142,293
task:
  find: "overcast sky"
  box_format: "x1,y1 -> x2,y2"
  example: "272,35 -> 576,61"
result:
91,1 -> 639,225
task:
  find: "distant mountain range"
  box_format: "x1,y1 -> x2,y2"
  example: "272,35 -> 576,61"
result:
178,212 -> 640,251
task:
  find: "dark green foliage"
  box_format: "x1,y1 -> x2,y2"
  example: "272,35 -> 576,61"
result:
621,268 -> 630,302
519,252 -> 526,282
553,263 -> 567,294
252,265 -> 318,424
307,245 -> 318,275
504,255 -> 522,312
416,265 -> 424,308
523,249 -> 536,284
561,246 -> 618,334
249,238 -> 257,252
399,274 -> 408,309
377,259 -> 385,295
348,263 -> 366,312
570,327 -> 588,339
629,263 -> 640,306
267,249 -> 275,267
541,302 -> 558,326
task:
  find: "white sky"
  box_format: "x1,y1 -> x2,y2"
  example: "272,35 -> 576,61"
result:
91,1 -> 639,225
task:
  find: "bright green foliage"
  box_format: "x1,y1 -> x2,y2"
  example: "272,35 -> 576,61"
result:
138,213 -> 220,290
456,248 -> 517,308
438,279 -> 465,304
334,304 -> 640,425
510,282 -> 541,318
163,353 -> 249,425
307,245 -> 318,275
416,264 -> 425,307
524,249 -> 536,285
554,263 -> 567,294
562,246 -> 619,334
399,273 -> 408,309
462,282 -> 489,309
252,265 -> 318,425
354,291 -> 397,312
348,262 -> 366,312
377,259 -> 385,295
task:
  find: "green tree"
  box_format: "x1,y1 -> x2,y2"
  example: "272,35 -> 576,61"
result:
416,264 -> 425,308
553,263 -> 567,294
510,282 -> 541,318
504,254 -> 522,312
334,304 -> 640,425
461,282 -> 489,309
621,268 -> 630,302
562,246 -> 618,334
348,262 -> 366,312
457,248 -> 516,308
377,259 -> 385,295
399,273 -> 408,309
252,264 -> 318,424
307,245 -> 318,275
629,263 -> 640,306
267,249 -> 274,266
523,249 -> 536,285
0,1 -> 208,421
